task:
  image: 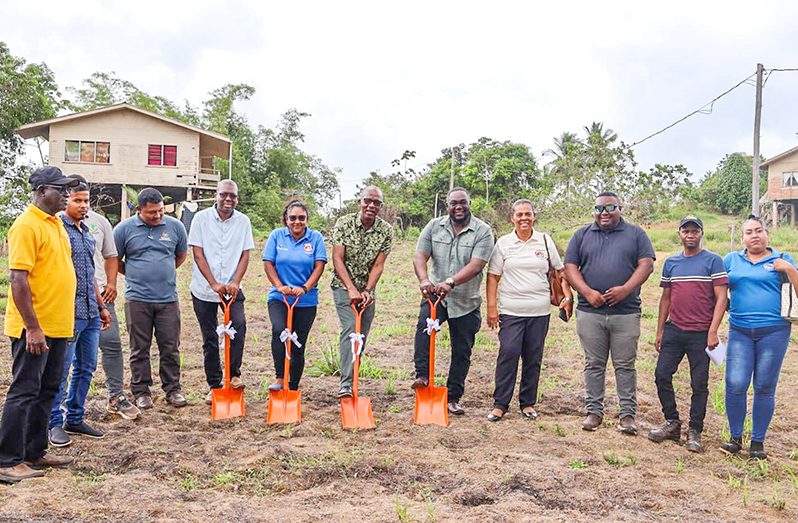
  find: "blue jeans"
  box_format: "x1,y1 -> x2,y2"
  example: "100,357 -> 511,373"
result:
725,322 -> 791,442
49,316 -> 101,428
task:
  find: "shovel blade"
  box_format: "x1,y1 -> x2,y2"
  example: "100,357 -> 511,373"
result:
266,389 -> 302,424
211,387 -> 246,421
340,396 -> 376,430
413,386 -> 449,426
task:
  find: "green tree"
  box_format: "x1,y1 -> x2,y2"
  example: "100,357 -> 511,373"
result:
697,153 -> 766,215
0,42 -> 63,225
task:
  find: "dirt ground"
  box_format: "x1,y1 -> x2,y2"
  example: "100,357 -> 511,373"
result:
1,239 -> 798,522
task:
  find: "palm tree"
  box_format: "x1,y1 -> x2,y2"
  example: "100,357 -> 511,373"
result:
584,122 -> 617,147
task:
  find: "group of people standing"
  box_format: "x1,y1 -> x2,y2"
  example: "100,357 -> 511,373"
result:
0,166 -> 795,484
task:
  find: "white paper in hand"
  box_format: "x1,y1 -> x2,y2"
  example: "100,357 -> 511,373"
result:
705,340 -> 727,366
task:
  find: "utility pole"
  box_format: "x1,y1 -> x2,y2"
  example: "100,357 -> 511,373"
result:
752,62 -> 764,216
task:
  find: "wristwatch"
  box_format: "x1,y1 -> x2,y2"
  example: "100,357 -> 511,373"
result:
300,284 -> 309,293
445,277 -> 456,288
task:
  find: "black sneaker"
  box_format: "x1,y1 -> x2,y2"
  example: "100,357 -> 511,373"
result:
719,437 -> 743,455
48,426 -> 72,447
685,428 -> 702,453
63,421 -> 105,439
749,441 -> 767,460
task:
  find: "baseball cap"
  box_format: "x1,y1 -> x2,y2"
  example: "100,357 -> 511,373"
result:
678,215 -> 703,230
28,166 -> 79,189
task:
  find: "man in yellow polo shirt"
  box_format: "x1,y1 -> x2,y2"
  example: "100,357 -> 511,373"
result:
0,166 -> 78,484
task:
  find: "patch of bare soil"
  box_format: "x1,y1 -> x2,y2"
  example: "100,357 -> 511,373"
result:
0,241 -> 797,522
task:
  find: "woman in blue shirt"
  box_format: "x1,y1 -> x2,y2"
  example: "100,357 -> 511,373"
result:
262,200 -> 327,391
722,216 -> 798,459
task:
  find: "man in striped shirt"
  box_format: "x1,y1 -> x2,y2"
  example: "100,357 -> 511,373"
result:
649,216 -> 728,452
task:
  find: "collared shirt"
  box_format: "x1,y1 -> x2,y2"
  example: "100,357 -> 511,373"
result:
84,210 -> 117,292
4,205 -> 76,338
113,214 -> 188,303
725,248 -> 797,329
188,206 -> 256,302
564,218 -> 655,315
416,215 -> 494,318
59,212 -> 99,320
262,226 -> 327,307
488,230 -> 563,317
660,249 -> 728,331
330,212 -> 393,290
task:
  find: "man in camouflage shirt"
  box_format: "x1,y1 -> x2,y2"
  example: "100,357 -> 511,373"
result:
331,186 -> 393,398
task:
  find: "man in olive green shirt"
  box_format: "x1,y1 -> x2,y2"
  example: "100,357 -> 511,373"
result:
332,186 -> 393,398
412,187 -> 494,415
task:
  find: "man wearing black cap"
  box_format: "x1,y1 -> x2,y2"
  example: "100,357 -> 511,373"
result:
648,216 -> 727,452
0,166 -> 79,483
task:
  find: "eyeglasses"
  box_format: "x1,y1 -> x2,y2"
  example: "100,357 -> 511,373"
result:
218,192 -> 238,200
288,215 -> 307,222
39,184 -> 71,195
594,204 -> 619,213
362,198 -> 383,207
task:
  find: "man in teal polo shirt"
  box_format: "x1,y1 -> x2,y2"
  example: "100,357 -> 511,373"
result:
114,188 -> 188,409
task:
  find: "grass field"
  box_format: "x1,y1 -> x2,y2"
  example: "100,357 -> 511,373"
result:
1,213 -> 798,521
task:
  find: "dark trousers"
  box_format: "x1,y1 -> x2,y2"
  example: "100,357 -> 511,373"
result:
0,334 -> 68,467
126,300 -> 182,397
192,291 -> 247,389
413,300 -> 481,403
654,323 -> 710,431
493,314 -> 550,412
268,300 -> 317,390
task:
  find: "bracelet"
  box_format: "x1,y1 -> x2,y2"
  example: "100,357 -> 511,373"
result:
560,297 -> 573,304
301,284 -> 309,293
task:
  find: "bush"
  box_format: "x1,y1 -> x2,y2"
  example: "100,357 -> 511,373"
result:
403,226 -> 420,241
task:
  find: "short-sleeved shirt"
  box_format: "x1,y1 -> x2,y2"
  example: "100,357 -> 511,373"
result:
188,206 -> 255,303
488,230 -> 563,317
564,218 -> 655,315
660,250 -> 728,331
724,248 -> 797,329
84,210 -> 117,292
113,214 -> 188,303
262,227 -> 327,307
330,212 -> 393,291
416,215 -> 494,318
4,205 -> 77,338
59,212 -> 99,320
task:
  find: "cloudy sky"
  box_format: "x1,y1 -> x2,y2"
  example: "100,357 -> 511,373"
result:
4,1 -> 798,200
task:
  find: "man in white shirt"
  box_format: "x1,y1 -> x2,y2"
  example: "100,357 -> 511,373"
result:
188,180 -> 255,403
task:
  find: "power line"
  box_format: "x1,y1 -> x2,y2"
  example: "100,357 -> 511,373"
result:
630,72 -> 756,147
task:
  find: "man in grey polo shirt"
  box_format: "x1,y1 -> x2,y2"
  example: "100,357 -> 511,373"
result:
188,180 -> 255,404
114,188 -> 188,409
411,187 -> 494,415
564,191 -> 655,435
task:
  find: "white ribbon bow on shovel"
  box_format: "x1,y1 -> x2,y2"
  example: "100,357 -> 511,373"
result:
279,329 -> 302,360
424,318 -> 442,336
215,322 -> 237,340
349,332 -> 366,357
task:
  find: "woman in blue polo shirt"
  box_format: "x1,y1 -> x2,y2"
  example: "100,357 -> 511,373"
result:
263,200 -> 327,391
721,216 -> 798,460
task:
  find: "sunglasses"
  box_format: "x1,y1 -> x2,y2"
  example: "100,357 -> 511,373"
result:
362,198 -> 383,207
594,204 -> 619,213
288,215 -> 307,222
39,184 -> 71,194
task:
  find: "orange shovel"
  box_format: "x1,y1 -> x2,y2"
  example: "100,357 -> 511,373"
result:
413,295 -> 449,427
211,292 -> 246,420
340,302 -> 376,430
267,295 -> 302,424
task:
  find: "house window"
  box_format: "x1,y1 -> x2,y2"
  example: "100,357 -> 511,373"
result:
148,145 -> 177,167
783,172 -> 798,187
65,140 -> 110,163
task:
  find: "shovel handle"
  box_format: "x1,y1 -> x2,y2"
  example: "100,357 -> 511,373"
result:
219,292 -> 236,323
281,295 -> 301,388
425,295 -> 443,320
218,292 -> 236,390
424,295 -> 443,384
